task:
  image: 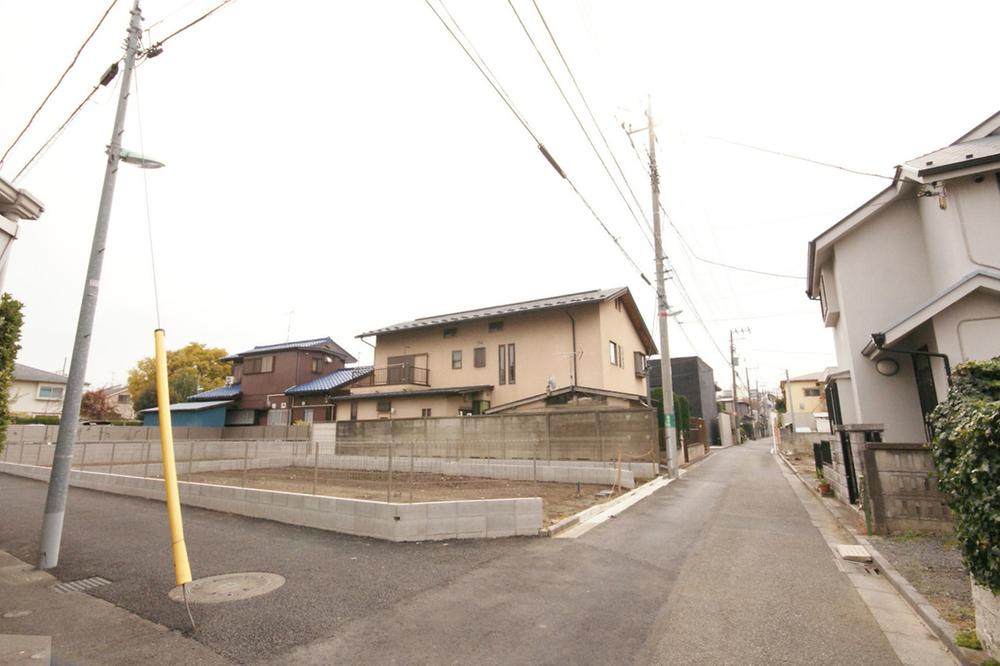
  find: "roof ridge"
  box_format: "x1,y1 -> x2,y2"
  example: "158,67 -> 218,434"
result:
414,288 -> 609,322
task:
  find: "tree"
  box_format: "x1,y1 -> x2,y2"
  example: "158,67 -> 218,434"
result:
80,389 -> 119,421
127,342 -> 230,413
651,387 -> 691,431
0,293 -> 24,452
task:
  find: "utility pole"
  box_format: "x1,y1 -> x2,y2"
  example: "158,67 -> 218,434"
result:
785,368 -> 795,435
646,97 -> 678,479
38,0 -> 143,569
730,330 -> 739,445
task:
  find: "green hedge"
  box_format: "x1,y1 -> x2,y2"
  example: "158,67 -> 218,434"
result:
930,358 -> 1000,593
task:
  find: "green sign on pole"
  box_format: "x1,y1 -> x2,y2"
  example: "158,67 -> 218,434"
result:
665,413 -> 676,428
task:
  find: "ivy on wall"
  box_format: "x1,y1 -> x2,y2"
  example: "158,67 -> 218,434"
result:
0,293 -> 25,453
930,358 -> 1000,593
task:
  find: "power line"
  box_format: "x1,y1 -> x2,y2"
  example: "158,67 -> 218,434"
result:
506,0 -> 652,249
0,0 -> 120,169
144,0 -> 234,53
530,0 -> 653,233
423,0 -> 652,287
12,60 -> 123,183
706,135 -> 897,181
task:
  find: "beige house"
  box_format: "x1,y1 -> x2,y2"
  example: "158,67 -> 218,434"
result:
335,287 -> 657,420
10,364 -> 67,417
807,110 -> 1000,441
780,371 -> 826,432
102,385 -> 135,420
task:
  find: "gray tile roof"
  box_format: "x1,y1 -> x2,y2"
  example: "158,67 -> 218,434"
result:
905,135 -> 1000,177
359,288 -> 628,337
14,363 -> 67,384
138,400 -> 233,414
222,337 -> 357,364
286,366 -> 374,395
188,383 -> 242,401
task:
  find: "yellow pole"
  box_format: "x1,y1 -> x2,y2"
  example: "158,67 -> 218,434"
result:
154,329 -> 192,586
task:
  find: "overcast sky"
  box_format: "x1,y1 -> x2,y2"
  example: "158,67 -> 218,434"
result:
1,0 -> 998,395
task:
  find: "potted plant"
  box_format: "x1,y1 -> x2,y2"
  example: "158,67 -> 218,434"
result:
816,470 -> 832,496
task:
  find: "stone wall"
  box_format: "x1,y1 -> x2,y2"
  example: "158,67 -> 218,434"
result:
973,581 -> 1000,659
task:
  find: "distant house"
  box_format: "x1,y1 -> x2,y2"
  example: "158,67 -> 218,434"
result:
780,371 -> 826,432
10,364 -> 67,417
187,337 -> 359,425
102,384 -> 135,420
139,400 -> 233,428
646,355 -> 720,443
337,287 -> 657,420
807,110 -> 1000,441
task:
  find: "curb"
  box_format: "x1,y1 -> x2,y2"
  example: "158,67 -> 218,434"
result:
775,451 -> 980,666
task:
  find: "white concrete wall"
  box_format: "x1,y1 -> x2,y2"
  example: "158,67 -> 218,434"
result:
0,462 -> 543,541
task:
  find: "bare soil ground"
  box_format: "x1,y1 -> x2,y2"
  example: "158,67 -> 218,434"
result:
868,532 -> 974,632
185,466 -> 622,526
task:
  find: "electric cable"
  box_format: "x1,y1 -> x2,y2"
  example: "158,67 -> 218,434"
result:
705,135 -> 897,181
132,64 -> 162,329
0,0 -> 120,169
507,0 -> 653,249
423,0 -> 652,286
144,0 -> 234,53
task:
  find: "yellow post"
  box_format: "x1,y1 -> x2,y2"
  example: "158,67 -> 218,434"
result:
154,329 -> 192,586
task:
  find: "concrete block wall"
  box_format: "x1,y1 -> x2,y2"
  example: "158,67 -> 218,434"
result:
3,424 -> 310,444
863,444 -> 952,535
0,462 -> 542,541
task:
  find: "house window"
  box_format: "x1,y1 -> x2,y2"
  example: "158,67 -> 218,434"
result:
350,401 -> 358,421
498,345 -> 506,385
452,350 -> 462,369
507,343 -> 515,384
377,399 -> 392,413
609,341 -> 623,367
117,393 -> 131,403
634,352 -> 647,377
488,320 -> 504,332
245,355 -> 274,374
421,408 -> 432,418
473,347 -> 486,368
443,327 -> 457,338
38,385 -> 64,401
311,358 -> 323,373
803,388 -> 821,397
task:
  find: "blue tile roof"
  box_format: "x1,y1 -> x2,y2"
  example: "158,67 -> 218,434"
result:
285,366 -> 373,395
188,383 -> 242,401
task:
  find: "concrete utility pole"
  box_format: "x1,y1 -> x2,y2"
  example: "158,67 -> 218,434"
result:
730,330 -> 739,445
646,97 -> 678,479
38,0 -> 143,569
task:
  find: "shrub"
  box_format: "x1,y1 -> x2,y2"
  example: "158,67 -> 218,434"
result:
0,294 -> 25,453
930,358 -> 1000,593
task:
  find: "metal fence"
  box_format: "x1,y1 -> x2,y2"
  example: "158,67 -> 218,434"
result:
1,434 -> 658,504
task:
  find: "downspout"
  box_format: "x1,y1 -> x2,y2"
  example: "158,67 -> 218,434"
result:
564,310 -> 577,395
870,333 -> 953,387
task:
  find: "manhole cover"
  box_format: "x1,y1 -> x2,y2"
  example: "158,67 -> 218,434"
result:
168,572 -> 285,604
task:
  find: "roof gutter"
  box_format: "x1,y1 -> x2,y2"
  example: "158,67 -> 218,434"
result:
805,239 -> 818,299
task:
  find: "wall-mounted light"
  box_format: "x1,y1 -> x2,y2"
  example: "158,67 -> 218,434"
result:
876,358 -> 900,376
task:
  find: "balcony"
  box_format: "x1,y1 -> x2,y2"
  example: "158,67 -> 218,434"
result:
353,365 -> 430,387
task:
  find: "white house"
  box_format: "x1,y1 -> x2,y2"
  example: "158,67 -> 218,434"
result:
10,364 -> 68,417
0,176 -> 43,291
807,111 -> 1000,441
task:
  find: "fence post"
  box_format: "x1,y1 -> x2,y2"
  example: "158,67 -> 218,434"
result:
500,415 -> 506,460
35,442 -> 42,466
242,441 -> 249,489
312,434 -> 320,496
187,441 -> 195,482
532,438 -> 538,494
409,437 -> 415,504
595,412 -> 604,462
387,432 -> 394,504
109,441 -> 117,474
81,441 -> 88,471
17,441 -> 24,464
143,440 -> 151,478
545,413 -> 552,461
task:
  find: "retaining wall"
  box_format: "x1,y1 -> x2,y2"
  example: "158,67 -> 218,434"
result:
862,443 -> 952,535
0,462 -> 542,541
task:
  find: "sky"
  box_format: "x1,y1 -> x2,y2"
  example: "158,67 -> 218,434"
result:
1,0 -> 998,396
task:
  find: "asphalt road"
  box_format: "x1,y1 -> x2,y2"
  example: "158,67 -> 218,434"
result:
0,440 -> 901,665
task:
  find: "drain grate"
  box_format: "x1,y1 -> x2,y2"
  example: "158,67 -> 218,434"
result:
52,576 -> 111,594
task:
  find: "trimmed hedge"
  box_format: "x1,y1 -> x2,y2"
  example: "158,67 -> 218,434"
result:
930,358 -> 1000,593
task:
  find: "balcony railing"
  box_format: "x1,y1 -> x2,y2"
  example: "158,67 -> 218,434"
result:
354,365 -> 430,387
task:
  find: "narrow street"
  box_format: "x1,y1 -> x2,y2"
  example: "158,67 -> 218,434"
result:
0,441 -> 937,664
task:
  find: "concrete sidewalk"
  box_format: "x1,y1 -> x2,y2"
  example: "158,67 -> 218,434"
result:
0,549 -> 229,665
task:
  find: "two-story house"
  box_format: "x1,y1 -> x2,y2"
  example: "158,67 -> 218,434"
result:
332,287 -> 657,420
10,364 -> 68,417
780,371 -> 826,432
807,110 -> 1000,441
189,337 -> 357,425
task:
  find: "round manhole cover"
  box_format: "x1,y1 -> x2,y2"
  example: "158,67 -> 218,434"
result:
168,572 -> 285,604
